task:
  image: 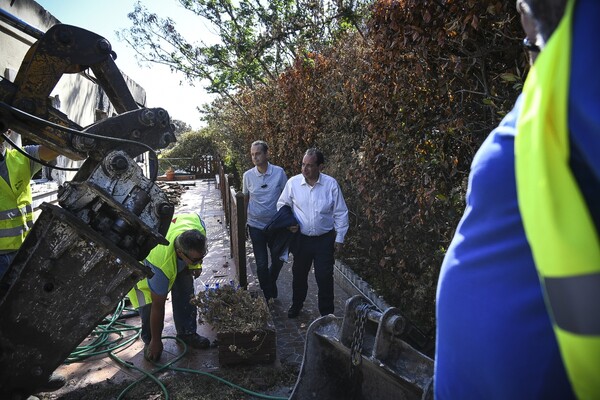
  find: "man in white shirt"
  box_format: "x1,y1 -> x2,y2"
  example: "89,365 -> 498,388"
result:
242,141 -> 287,301
277,148 -> 349,318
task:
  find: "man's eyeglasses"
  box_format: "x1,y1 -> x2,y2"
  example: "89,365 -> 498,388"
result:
180,248 -> 206,265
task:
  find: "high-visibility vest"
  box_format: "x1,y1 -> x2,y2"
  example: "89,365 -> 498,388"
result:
128,213 -> 206,308
0,149 -> 34,251
516,1 -> 600,398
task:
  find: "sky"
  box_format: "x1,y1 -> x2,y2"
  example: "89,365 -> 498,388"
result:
36,0 -> 217,130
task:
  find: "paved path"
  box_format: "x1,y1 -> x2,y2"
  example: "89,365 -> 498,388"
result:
46,178 -> 353,397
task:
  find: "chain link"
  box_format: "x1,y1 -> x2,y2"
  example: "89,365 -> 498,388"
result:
350,302 -> 373,372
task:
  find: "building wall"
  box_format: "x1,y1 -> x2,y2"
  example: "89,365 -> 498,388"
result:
0,0 -> 150,185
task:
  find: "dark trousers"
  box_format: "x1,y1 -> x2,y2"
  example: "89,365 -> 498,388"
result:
249,225 -> 284,299
139,268 -> 197,344
292,230 -> 336,316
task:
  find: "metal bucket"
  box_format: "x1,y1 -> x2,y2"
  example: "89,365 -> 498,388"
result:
0,203 -> 151,398
290,295 -> 434,400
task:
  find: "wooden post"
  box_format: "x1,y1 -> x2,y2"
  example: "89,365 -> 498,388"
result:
229,188 -> 247,289
235,190 -> 247,288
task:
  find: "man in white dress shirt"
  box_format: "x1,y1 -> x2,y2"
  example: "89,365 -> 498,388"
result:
277,148 -> 349,318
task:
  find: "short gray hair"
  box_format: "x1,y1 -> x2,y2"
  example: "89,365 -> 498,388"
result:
251,140 -> 269,153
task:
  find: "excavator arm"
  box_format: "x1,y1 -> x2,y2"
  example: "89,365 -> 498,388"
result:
0,12 -> 177,398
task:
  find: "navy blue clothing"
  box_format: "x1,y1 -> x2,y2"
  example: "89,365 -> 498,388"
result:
435,2 -> 599,397
249,225 -> 283,299
569,0 -> 600,232
292,230 -> 336,316
263,205 -> 299,261
139,267 -> 197,344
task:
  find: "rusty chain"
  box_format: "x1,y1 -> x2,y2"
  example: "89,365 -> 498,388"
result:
350,302 -> 373,371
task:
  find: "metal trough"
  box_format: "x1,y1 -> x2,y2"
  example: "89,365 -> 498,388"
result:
290,295 -> 434,400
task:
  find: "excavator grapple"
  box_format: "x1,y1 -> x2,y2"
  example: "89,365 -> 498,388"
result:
0,9 -> 176,398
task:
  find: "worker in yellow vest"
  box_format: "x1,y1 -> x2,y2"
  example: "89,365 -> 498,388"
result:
436,0 -> 600,398
0,131 -> 58,276
0,130 -> 64,397
515,0 -> 600,397
127,213 -> 210,361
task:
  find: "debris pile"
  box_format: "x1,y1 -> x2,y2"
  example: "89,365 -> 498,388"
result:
192,286 -> 276,363
191,285 -> 269,333
156,182 -> 187,207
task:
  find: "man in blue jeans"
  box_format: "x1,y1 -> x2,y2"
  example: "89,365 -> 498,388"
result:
242,140 -> 287,301
127,213 -> 210,361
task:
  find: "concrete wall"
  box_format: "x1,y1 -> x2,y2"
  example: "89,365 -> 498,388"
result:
0,0 -> 149,184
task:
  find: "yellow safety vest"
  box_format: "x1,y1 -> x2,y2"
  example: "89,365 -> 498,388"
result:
516,1 -> 600,398
0,148 -> 34,251
127,213 -> 206,308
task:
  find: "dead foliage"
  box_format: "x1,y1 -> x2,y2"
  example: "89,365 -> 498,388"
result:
191,285 -> 270,334
207,0 -> 526,332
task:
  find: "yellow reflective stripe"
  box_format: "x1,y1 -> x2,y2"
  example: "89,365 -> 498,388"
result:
545,273 -> 600,335
127,283 -> 152,309
516,1 -> 600,398
556,329 -> 600,400
0,208 -> 34,232
516,1 -> 599,278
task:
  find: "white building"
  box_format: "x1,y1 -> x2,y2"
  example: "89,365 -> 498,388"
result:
0,0 -> 150,210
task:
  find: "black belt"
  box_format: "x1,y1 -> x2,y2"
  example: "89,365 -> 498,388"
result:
301,229 -> 334,238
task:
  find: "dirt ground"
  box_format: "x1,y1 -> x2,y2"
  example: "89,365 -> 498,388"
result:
40,363 -> 298,400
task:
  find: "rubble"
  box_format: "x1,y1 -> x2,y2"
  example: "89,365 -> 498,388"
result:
192,285 -> 269,333
156,181 -> 187,206
191,285 -> 276,365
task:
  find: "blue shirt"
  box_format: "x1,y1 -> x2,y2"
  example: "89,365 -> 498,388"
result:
242,162 -> 287,229
435,2 -> 600,397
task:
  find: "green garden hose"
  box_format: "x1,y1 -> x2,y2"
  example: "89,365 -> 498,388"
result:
66,299 -> 288,400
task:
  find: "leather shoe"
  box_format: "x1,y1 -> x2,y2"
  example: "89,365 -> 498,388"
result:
176,333 -> 211,349
287,305 -> 302,318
